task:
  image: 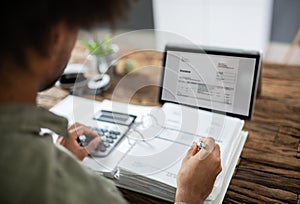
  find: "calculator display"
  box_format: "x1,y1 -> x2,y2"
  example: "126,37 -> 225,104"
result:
93,110 -> 136,126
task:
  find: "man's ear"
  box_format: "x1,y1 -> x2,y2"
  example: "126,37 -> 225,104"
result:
49,22 -> 67,58
48,22 -> 78,60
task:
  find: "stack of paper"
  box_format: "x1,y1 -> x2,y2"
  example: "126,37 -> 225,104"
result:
114,102 -> 247,203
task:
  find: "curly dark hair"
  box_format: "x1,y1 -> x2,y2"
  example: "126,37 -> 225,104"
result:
0,0 -> 130,65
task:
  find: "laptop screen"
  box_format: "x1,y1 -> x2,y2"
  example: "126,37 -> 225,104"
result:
159,45 -> 262,120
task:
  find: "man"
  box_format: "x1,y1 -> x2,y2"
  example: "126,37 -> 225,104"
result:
0,1 -> 221,203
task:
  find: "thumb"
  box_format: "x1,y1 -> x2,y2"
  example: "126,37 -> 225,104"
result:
85,137 -> 101,153
196,137 -> 215,160
186,142 -> 198,158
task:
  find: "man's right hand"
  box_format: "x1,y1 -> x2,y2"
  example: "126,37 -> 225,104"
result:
175,137 -> 222,204
57,123 -> 101,161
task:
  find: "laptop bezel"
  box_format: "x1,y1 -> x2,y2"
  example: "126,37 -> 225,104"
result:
158,44 -> 262,120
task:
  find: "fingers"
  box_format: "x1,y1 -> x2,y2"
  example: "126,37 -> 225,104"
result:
76,148 -> 89,161
76,137 -> 101,160
196,137 -> 216,160
79,127 -> 99,138
212,143 -> 220,158
77,137 -> 101,160
200,142 -> 222,175
185,142 -> 198,159
185,137 -> 218,160
68,123 -> 99,139
62,123 -> 101,161
85,137 -> 101,153
212,144 -> 222,174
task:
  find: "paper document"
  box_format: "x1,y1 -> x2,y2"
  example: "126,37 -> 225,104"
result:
118,101 -> 244,200
50,95 -> 246,203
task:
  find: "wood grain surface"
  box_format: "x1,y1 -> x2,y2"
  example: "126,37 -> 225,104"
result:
38,48 -> 300,203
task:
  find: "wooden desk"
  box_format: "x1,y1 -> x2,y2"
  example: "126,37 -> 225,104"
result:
38,51 -> 300,204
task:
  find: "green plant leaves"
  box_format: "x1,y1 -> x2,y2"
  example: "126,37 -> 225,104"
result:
80,34 -> 113,57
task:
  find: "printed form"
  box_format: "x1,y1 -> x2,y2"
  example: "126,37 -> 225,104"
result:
175,52 -> 240,113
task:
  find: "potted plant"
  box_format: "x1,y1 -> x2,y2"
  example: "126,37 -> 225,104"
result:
81,34 -> 119,75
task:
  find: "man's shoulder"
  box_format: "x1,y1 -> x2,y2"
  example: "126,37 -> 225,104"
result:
0,134 -> 127,204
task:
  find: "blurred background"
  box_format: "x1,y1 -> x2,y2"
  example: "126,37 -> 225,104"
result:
82,0 -> 300,65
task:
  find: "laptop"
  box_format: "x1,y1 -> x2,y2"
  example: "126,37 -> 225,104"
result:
159,44 -> 262,120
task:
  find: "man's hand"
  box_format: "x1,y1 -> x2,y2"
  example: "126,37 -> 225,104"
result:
175,137 -> 222,204
57,123 -> 101,160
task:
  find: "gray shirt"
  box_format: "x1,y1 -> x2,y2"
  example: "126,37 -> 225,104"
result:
0,104 -> 128,204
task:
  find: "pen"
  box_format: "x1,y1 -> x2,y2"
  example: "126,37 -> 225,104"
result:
195,141 -> 206,153
197,141 -> 206,148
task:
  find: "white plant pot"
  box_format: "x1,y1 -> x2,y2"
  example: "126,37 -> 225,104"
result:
88,44 -> 119,75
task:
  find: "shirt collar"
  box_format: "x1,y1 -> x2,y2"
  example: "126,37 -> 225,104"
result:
0,104 -> 69,138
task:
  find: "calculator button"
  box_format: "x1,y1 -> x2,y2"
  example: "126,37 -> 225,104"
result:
87,123 -> 128,157
92,129 -> 103,136
98,143 -> 106,152
100,136 -> 106,142
101,128 -> 108,133
110,130 -> 121,135
106,138 -> 114,143
103,141 -> 110,148
109,134 -> 117,139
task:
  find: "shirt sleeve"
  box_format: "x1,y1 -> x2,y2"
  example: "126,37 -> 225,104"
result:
85,168 -> 129,204
52,145 -> 128,204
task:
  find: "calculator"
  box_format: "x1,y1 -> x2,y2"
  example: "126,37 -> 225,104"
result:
77,110 -> 136,157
